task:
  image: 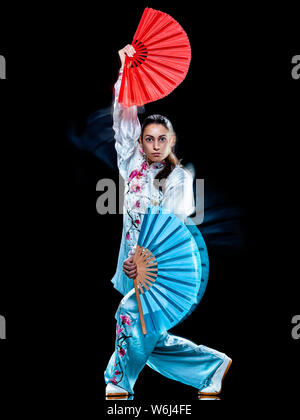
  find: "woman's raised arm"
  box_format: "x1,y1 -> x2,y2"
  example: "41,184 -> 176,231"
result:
113,44 -> 141,180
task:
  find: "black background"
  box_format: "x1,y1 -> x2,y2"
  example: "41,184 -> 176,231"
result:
1,1 -> 299,414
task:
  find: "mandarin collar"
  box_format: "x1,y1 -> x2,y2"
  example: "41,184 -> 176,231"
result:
146,158 -> 166,170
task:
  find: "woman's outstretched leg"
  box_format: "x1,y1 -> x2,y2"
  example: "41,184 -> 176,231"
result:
146,331 -> 231,393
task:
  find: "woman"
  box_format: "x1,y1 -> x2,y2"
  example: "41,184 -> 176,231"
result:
104,44 -> 232,398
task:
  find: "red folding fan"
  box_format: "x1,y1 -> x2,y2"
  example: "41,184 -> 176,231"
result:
118,7 -> 191,107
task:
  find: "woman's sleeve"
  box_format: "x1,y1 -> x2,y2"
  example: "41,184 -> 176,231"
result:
161,169 -> 195,224
113,71 -> 141,180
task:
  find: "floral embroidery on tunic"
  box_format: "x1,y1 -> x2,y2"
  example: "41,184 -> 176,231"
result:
124,151 -> 166,245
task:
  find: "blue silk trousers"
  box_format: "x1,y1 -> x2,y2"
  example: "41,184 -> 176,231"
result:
104,288 -> 227,395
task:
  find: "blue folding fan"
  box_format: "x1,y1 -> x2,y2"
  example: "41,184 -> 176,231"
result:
132,205 -> 209,336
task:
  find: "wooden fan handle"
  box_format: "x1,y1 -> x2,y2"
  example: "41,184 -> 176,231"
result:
133,277 -> 147,336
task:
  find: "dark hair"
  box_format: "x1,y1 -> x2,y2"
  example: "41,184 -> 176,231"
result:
141,114 -> 182,191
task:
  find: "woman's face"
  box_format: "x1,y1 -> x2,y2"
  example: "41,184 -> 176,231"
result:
139,123 -> 176,164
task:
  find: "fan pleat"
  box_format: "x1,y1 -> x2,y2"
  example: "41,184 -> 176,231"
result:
137,11 -> 171,36
148,44 -> 190,52
137,211 -> 150,246
145,216 -> 172,249
138,18 -> 174,45
147,224 -> 182,253
156,253 -> 194,264
143,218 -> 173,252
142,63 -> 183,89
151,285 -> 185,313
142,293 -> 160,332
154,237 -> 191,259
133,9 -> 162,41
125,60 -> 134,104
146,53 -> 189,61
129,68 -> 139,104
142,61 -> 178,86
138,65 -> 166,96
158,265 -> 199,272
146,289 -> 175,322
155,281 -> 192,301
148,49 -> 190,61
145,32 -> 186,49
154,291 -> 193,315
143,57 -> 185,75
131,67 -> 151,103
158,273 -> 197,288
142,212 -> 160,247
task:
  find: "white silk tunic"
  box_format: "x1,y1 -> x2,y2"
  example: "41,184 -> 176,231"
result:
111,71 -> 195,296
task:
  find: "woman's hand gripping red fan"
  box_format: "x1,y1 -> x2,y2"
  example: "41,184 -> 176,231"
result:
118,44 -> 136,71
